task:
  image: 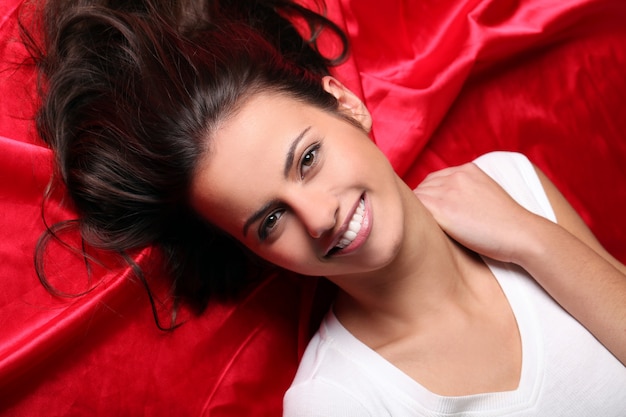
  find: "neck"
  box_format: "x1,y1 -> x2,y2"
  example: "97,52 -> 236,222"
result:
331,185 -> 491,345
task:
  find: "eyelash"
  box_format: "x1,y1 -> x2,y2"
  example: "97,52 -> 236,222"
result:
259,209 -> 284,241
299,142 -> 321,179
258,142 -> 322,240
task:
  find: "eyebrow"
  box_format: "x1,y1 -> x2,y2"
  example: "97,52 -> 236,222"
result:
242,126 -> 312,237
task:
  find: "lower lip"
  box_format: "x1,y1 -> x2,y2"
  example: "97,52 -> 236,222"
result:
335,194 -> 372,256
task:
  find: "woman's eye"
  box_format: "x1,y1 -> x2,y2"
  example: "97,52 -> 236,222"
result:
259,210 -> 284,240
300,143 -> 320,178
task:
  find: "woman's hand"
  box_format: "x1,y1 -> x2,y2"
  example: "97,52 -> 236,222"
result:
413,162 -> 542,264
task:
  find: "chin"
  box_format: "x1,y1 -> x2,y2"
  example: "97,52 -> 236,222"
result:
360,234 -> 404,273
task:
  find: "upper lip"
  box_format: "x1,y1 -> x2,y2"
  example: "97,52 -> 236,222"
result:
323,193 -> 364,257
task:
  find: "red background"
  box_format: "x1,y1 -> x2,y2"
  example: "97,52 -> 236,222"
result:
1,0 -> 625,415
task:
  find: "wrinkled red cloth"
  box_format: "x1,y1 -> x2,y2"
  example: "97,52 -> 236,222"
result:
1,0 -> 625,415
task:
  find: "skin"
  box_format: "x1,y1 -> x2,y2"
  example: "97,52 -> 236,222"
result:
192,77 -> 412,280
415,163 -> 626,367
191,76 -> 626,395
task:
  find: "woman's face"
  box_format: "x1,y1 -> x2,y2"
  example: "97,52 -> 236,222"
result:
191,77 -> 410,278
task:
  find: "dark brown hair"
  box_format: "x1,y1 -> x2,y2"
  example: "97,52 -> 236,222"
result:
22,0 -> 348,328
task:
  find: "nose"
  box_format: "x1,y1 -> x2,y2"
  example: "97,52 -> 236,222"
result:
288,188 -> 338,239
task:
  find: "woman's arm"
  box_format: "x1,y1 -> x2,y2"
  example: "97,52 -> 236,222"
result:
535,167 -> 626,275
414,162 -> 626,365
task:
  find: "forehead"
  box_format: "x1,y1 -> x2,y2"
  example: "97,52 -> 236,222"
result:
189,92 -> 317,235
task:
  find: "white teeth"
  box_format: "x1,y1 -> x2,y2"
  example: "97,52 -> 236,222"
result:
335,199 -> 365,250
344,230 -> 357,240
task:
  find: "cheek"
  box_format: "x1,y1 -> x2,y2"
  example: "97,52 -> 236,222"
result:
335,140 -> 390,180
254,235 -> 317,274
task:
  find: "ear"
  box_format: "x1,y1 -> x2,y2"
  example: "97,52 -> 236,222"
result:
322,76 -> 372,132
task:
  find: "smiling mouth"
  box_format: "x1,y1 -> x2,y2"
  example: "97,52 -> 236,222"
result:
327,197 -> 365,256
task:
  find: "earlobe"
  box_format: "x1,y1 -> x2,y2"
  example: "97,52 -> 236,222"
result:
322,76 -> 372,132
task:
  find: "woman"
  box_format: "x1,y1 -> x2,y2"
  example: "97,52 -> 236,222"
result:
27,0 -> 626,414
191,75 -> 626,415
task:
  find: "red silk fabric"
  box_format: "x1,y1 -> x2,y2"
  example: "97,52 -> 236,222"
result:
1,0 -> 625,415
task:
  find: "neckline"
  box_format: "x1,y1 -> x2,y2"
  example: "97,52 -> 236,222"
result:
325,259 -> 543,414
